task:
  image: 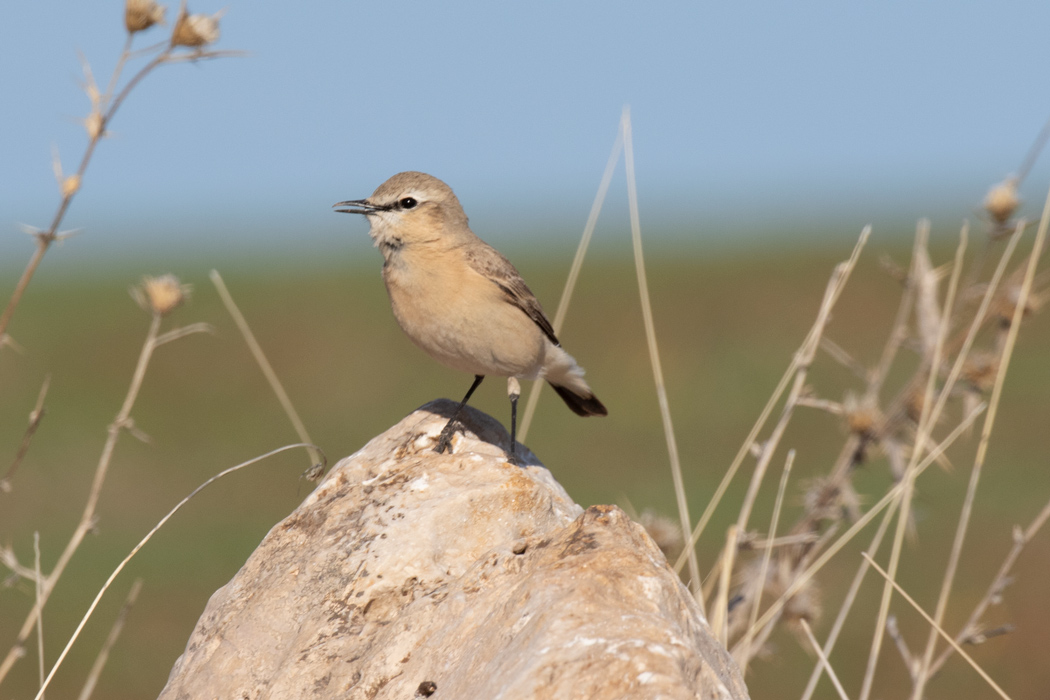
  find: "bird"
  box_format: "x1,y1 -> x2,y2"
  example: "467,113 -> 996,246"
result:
334,171 -> 606,459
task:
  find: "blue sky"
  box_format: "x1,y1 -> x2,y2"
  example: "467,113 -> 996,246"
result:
3,1 -> 1050,264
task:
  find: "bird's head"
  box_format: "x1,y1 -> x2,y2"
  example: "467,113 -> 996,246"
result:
334,171 -> 470,251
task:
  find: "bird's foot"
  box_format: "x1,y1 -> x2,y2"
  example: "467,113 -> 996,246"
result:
433,420 -> 460,454
505,448 -> 525,467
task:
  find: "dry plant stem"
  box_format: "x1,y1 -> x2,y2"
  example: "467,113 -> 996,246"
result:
859,222 -> 959,700
33,442 -> 321,700
33,534 -> 44,698
819,337 -> 869,381
621,107 -> 702,598
737,449 -> 795,671
749,401 -> 985,636
0,47 -> 167,344
886,616 -> 917,680
732,520 -> 839,659
749,533 -> 818,549
728,254 -> 857,555
2,375 -> 51,491
863,221 -> 929,402
799,619 -> 851,700
862,554 -> 1012,700
76,579 -> 143,700
799,496 -> 901,700
930,495 -> 1050,676
676,347 -> 796,574
210,271 -> 323,469
711,525 -> 738,644
0,313 -> 162,686
518,123 -> 623,442
702,231 -> 869,605
913,191 -> 1050,698
675,225 -> 872,577
0,44 -> 235,345
1016,111 -> 1050,184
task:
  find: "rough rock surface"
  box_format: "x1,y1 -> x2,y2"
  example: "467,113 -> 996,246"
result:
158,400 -> 749,700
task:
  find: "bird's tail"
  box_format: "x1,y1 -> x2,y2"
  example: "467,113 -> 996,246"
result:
550,382 -> 607,417
542,345 -> 608,417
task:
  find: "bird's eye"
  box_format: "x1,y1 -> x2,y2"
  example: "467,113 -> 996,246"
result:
399,197 -> 418,209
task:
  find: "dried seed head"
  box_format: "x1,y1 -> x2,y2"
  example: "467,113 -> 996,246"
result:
61,174 -> 82,198
84,112 -> 104,140
125,0 -> 166,33
133,274 -> 190,316
728,555 -> 822,643
984,178 -> 1020,225
992,273 -> 1048,324
843,391 -> 880,439
905,383 -> 928,424
172,4 -> 223,47
962,351 -> 999,393
635,510 -> 684,562
802,476 -> 861,524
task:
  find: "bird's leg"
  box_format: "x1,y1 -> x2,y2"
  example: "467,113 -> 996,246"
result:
507,377 -> 521,461
435,375 -> 485,454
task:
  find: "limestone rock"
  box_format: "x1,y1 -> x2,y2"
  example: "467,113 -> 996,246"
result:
158,400 -> 749,700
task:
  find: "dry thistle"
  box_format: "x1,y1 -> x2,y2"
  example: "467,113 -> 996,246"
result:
172,3 -> 223,48
984,178 -> 1020,225
636,509 -> 685,563
843,391 -> 881,439
802,476 -> 861,524
962,351 -> 1000,393
905,382 -> 928,424
991,266 -> 1048,324
125,0 -> 166,33
729,555 -> 823,643
132,274 -> 190,317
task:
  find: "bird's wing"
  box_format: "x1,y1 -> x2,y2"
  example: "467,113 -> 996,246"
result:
464,243 -> 560,346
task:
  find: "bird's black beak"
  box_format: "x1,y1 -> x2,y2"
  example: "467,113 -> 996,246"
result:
333,199 -> 385,215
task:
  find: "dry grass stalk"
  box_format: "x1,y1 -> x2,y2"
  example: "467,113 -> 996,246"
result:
75,579 -> 143,700
0,278 -> 209,687
674,225 -> 871,579
726,180 -> 1043,699
929,495 -> 1050,676
622,107 -> 702,598
736,450 -> 794,671
862,554 -> 1012,700
742,215 -> 1033,698
799,618 -> 851,700
210,270 -> 324,475
32,443 -> 322,700
32,534 -> 43,697
747,399 -> 985,639
886,615 -> 917,680
1,375 -> 51,492
711,524 -> 739,645
517,114 -> 623,444
858,221 -> 962,700
910,184 -> 1050,699
799,496 -> 901,700
695,229 -> 869,643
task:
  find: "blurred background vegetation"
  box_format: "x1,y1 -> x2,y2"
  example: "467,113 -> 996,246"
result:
1,227 -> 1048,698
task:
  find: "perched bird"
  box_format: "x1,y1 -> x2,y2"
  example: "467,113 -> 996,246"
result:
334,171 -> 606,458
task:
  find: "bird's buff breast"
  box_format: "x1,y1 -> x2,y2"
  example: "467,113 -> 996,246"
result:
382,252 -> 545,378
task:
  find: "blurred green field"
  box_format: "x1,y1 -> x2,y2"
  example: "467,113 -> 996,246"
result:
1,233 -> 1048,699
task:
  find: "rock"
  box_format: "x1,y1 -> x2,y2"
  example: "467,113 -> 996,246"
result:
158,400 -> 749,700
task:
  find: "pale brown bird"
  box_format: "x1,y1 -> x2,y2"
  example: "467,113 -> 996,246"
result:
334,171 -> 606,458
